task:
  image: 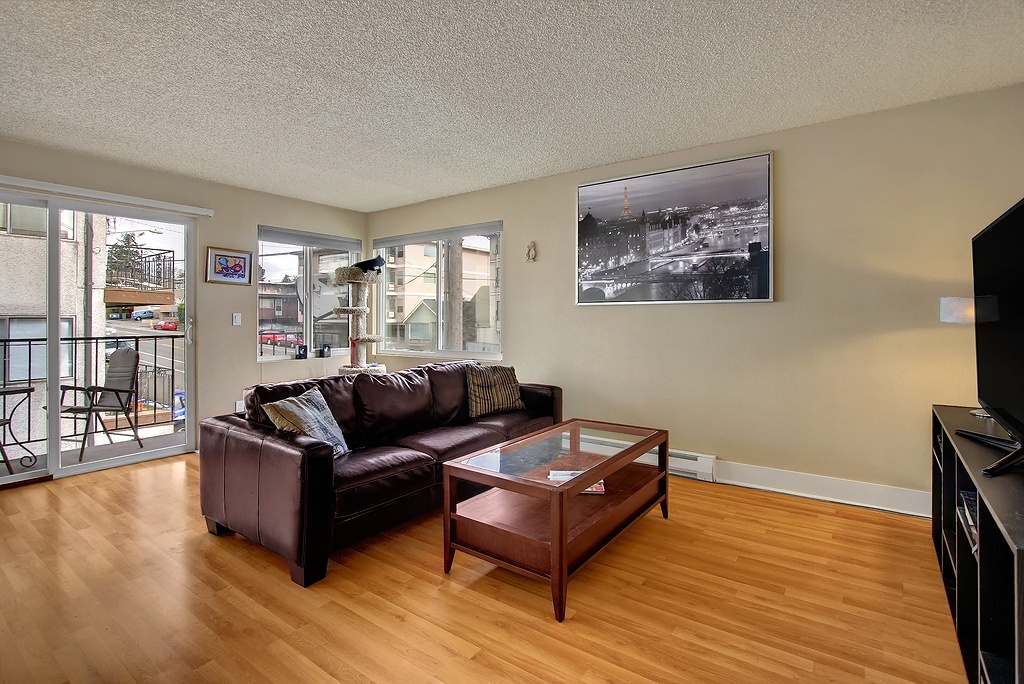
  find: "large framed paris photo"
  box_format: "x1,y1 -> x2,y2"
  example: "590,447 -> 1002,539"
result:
576,153 -> 772,305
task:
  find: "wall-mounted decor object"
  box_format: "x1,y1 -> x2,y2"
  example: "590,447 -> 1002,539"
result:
206,246 -> 253,285
577,153 -> 772,305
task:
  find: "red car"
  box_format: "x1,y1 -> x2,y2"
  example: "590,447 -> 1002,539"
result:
260,331 -> 302,347
259,330 -> 285,344
152,319 -> 179,331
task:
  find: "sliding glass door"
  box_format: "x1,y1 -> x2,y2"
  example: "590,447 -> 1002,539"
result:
0,191 -> 195,485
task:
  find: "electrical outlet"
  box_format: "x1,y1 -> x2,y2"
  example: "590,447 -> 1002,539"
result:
234,400 -> 245,413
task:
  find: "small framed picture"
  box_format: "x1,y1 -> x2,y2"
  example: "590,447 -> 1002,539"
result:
206,246 -> 253,285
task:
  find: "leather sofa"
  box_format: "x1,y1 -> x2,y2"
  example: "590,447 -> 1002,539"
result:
198,361 -> 562,586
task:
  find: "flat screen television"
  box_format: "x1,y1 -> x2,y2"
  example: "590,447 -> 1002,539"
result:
967,196 -> 1024,475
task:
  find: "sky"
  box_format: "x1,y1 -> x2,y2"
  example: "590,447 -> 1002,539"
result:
107,216 -> 186,266
578,155 -> 769,221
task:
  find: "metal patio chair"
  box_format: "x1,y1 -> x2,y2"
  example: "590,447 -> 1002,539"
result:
59,347 -> 143,462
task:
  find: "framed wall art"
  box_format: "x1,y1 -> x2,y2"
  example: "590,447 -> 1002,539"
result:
577,152 -> 772,305
206,246 -> 253,285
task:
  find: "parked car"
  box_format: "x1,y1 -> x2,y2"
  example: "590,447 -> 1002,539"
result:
104,339 -> 131,359
260,330 -> 302,347
153,319 -> 178,331
259,330 -> 285,344
132,310 -> 155,320
105,326 -> 117,336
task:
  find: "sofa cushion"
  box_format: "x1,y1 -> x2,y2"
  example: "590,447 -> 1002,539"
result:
423,360 -> 478,426
467,364 -> 526,418
470,411 -> 554,441
316,375 -> 361,448
355,368 -> 434,445
263,387 -> 350,456
245,379 -> 320,426
333,446 -> 435,517
244,375 -> 362,445
391,424 -> 505,462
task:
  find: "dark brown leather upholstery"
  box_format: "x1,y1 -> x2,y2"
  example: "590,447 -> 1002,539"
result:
244,375 -> 363,446
333,446 -> 435,517
392,423 -> 505,461
315,375 -> 362,447
355,368 -> 434,445
200,362 -> 561,586
470,411 -> 553,440
424,360 -> 476,425
199,414 -> 334,587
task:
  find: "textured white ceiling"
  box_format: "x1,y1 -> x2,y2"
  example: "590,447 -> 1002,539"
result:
1,1 -> 1023,212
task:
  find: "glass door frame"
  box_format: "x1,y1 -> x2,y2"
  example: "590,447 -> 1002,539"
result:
0,188 -> 198,481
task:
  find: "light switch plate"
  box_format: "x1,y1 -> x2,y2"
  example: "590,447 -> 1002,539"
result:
231,312 -> 242,326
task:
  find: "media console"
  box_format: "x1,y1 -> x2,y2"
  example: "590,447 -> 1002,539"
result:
932,405 -> 1024,684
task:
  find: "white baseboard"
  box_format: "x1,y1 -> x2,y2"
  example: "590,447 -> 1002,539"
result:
575,433 -> 929,517
634,450 -> 715,482
714,460 -> 930,517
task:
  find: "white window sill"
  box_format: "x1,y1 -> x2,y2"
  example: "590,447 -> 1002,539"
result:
375,349 -> 503,363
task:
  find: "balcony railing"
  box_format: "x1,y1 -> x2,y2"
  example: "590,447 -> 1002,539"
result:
0,334 -> 185,460
106,247 -> 176,291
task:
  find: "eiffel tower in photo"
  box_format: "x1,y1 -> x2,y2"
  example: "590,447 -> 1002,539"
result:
619,186 -> 633,220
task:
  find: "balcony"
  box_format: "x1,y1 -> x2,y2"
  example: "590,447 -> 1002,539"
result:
105,247 -> 176,306
1,333 -> 185,472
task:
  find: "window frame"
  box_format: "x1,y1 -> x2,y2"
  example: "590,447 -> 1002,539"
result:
373,221 -> 502,361
256,225 -> 361,362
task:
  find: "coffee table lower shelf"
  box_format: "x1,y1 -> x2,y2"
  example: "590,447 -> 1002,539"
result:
447,462 -> 666,620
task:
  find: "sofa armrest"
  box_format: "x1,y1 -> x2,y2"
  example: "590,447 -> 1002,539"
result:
519,383 -> 563,424
198,414 -> 334,586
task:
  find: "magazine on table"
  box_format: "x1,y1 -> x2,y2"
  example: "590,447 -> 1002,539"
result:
548,470 -> 605,494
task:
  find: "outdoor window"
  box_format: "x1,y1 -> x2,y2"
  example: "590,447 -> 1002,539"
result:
0,203 -> 77,239
58,210 -> 77,240
0,316 -> 74,381
374,221 -> 501,359
5,203 -> 45,236
256,225 -> 360,360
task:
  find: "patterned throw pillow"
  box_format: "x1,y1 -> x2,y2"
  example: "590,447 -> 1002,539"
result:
262,387 -> 350,456
467,364 -> 526,418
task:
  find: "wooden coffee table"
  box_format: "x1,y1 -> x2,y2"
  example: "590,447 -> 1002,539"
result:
442,418 -> 668,621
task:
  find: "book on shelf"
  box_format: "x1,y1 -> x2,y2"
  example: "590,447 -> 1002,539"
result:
548,470 -> 605,494
959,490 -> 979,551
960,490 -> 978,530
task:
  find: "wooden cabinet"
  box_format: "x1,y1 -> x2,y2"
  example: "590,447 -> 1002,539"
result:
933,405 -> 1024,683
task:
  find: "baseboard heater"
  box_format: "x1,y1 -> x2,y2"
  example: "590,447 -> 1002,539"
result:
576,435 -> 716,483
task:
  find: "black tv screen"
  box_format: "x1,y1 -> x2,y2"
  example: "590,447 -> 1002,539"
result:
973,196 -> 1024,443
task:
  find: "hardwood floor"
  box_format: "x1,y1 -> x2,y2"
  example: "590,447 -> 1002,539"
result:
0,454 -> 964,683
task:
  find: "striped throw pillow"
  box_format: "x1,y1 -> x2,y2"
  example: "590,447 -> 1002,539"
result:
262,387 -> 350,456
467,364 -> 525,418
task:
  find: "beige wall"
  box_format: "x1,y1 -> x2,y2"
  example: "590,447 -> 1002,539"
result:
2,83 -> 1021,491
369,84 -> 1024,491
0,138 -> 366,421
